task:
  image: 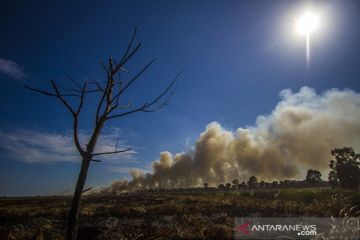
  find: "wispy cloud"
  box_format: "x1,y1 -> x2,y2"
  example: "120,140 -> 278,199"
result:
0,58 -> 26,80
0,128 -> 136,163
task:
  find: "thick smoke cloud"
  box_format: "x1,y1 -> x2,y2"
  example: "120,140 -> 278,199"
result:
100,87 -> 360,192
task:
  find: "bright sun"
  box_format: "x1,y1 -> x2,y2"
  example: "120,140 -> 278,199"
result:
294,11 -> 320,66
294,11 -> 320,36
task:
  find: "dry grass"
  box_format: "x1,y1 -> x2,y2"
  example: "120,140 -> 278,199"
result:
1,188 -> 359,239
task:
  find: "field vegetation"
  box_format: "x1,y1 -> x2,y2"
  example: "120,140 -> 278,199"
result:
1,188 -> 359,240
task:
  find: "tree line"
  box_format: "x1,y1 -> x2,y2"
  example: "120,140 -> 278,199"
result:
109,146 -> 360,195
211,147 -> 360,191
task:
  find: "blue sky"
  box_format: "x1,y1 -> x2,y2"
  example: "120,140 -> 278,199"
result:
1,0 -> 360,195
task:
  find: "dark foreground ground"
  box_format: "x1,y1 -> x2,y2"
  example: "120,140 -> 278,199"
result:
1,188 -> 359,240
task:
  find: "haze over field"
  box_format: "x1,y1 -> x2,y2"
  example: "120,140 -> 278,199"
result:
100,87 -> 360,192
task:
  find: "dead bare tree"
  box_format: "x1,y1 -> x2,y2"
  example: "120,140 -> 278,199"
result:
24,27 -> 181,240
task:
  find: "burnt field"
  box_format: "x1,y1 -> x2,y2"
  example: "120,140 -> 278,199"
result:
1,188 -> 360,240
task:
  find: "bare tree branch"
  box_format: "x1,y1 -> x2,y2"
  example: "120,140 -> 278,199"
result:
95,72 -> 111,123
66,75 -> 83,90
113,43 -> 141,74
88,79 -> 105,93
92,147 -> 133,156
111,59 -> 155,105
56,84 -> 81,93
50,80 -> 76,116
57,83 -> 101,95
106,70 -> 182,120
86,89 -> 103,93
111,27 -> 141,75
75,81 -> 87,115
100,61 -> 109,75
105,58 -> 115,107
142,84 -> 177,112
24,85 -> 81,97
82,187 -> 93,193
144,71 -> 181,107
119,26 -> 137,63
73,119 -> 84,156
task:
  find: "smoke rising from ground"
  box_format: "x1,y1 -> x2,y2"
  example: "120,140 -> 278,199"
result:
99,87 -> 360,192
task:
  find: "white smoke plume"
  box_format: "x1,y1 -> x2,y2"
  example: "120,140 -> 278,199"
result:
100,87 -> 360,192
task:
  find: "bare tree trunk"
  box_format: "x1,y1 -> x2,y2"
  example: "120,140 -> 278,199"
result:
66,158 -> 90,240
25,28 -> 180,240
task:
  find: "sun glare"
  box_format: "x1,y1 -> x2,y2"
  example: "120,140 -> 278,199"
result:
294,10 -> 320,66
294,11 -> 320,36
